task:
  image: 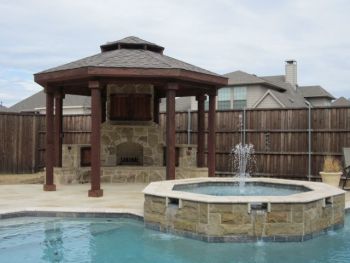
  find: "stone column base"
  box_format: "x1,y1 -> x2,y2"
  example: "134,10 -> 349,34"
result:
43,184 -> 56,191
88,189 -> 104,197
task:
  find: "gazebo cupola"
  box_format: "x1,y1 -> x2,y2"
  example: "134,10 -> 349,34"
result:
34,36 -> 228,197
100,36 -> 165,53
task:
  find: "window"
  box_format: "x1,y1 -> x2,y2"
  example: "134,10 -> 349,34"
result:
233,87 -> 247,109
217,88 -> 231,110
110,94 -> 152,121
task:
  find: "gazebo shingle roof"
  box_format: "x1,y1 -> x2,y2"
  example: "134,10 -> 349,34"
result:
40,36 -> 219,77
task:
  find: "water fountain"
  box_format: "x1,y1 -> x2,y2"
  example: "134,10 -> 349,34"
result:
231,143 -> 256,190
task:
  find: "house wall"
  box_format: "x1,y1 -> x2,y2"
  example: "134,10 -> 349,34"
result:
181,85 -> 270,111
255,94 -> 283,108
246,85 -> 268,108
159,85 -> 282,111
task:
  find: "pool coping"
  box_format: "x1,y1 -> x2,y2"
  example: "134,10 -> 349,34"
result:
143,177 -> 346,204
0,208 -> 143,221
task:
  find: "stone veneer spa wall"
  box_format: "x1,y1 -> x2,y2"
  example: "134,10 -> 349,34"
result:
143,178 -> 346,242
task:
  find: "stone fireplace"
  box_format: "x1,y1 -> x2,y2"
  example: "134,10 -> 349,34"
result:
54,83 -> 208,185
116,142 -> 143,166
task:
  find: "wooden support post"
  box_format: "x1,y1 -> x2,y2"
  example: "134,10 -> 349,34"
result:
44,88 -> 56,191
196,94 -> 205,167
88,81 -> 103,197
54,90 -> 64,167
208,91 -> 217,177
166,83 -> 177,180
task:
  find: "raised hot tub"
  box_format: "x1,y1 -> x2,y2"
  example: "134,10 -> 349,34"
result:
143,177 -> 345,242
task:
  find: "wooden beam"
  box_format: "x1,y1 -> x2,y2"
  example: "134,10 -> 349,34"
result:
54,90 -> 64,167
88,81 -> 103,197
43,89 -> 56,191
34,67 -> 228,87
166,83 -> 178,180
196,94 -> 206,167
208,92 -> 217,177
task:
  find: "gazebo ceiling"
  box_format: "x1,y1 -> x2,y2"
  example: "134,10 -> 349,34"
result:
34,36 -> 228,88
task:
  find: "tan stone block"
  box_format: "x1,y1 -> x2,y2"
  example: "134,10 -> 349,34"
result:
126,174 -> 136,183
209,204 -> 233,213
151,202 -> 166,214
101,175 -> 111,183
292,210 -> 304,223
267,211 -> 290,223
270,204 -> 292,212
233,204 -> 249,213
206,223 -> 224,236
265,223 -> 303,236
149,171 -> 163,182
209,213 -> 221,224
305,201 -> 319,210
148,134 -> 158,147
291,204 -> 304,212
176,208 -> 199,221
199,203 -> 208,224
221,212 -> 251,224
111,174 -> 126,183
150,196 -> 166,204
196,223 -> 208,234
135,172 -> 147,183
182,201 -> 199,210
174,219 -> 197,232
221,224 -> 253,235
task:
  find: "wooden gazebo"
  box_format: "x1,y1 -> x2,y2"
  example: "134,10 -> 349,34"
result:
34,36 -> 227,197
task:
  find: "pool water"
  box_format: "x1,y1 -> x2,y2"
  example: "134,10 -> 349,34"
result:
0,215 -> 349,263
173,183 -> 308,196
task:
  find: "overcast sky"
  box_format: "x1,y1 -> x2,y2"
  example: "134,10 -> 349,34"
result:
1,0 -> 349,107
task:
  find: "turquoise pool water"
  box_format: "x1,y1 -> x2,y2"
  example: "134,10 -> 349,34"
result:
0,215 -> 349,263
173,183 -> 308,196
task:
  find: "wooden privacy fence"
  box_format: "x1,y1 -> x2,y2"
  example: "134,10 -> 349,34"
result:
0,107 -> 350,180
160,107 -> 350,179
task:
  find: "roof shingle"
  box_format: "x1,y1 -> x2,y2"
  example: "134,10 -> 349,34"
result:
40,37 -> 219,77
299,85 -> 335,99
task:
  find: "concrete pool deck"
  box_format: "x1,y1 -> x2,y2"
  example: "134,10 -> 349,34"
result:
0,183 -> 349,218
0,183 -> 147,217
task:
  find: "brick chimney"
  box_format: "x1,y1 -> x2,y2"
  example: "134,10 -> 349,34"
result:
285,60 -> 297,88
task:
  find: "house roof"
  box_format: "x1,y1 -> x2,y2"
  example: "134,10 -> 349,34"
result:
331,97 -> 350,107
260,76 -> 307,108
0,105 -> 8,112
39,36 -> 219,77
224,71 -> 286,92
299,85 -> 335,99
9,91 -> 91,113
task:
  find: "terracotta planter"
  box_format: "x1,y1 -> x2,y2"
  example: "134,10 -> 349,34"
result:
320,171 -> 342,187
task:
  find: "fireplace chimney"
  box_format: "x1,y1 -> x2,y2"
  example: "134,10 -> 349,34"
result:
285,60 -> 297,89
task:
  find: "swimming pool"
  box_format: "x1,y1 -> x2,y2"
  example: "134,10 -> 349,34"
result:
1,214 -> 350,263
